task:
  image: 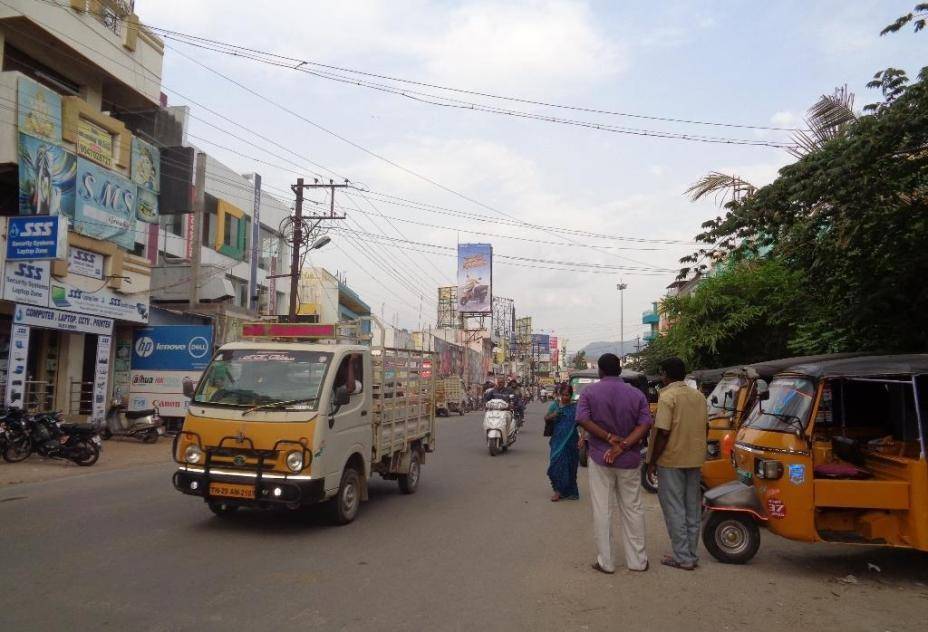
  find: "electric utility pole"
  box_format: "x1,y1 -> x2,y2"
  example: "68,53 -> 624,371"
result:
617,280 -> 627,363
286,179 -> 348,319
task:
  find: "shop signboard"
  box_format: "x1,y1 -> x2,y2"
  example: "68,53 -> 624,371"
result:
49,275 -> 149,323
457,243 -> 492,314
18,76 -> 62,144
6,216 -> 68,261
3,260 -> 50,307
77,118 -> 114,168
131,326 -> 214,371
129,370 -> 202,395
136,188 -> 158,223
91,334 -> 112,422
5,324 -> 30,408
67,246 -> 104,279
14,304 -> 114,336
74,157 -> 137,250
18,133 -> 77,217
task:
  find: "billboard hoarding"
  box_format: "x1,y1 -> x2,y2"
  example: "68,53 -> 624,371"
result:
131,326 -> 214,371
18,133 -> 76,217
6,216 -> 68,261
74,157 -> 137,250
457,243 -> 492,314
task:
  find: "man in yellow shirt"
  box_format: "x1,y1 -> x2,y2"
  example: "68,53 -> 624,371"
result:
647,357 -> 708,570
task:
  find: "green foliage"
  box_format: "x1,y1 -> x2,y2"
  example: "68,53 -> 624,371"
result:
639,259 -> 805,372
880,4 -> 928,35
572,350 -> 587,369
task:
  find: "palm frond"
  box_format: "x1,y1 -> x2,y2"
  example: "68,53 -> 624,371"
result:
789,86 -> 857,158
685,172 -> 757,205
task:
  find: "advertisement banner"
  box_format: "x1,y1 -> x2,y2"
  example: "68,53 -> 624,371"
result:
14,304 -> 113,336
77,118 -> 114,168
68,246 -> 105,279
49,274 -> 149,323
18,133 -> 76,217
5,325 -> 30,408
91,334 -> 112,422
130,136 -> 160,193
18,76 -> 62,144
131,326 -> 214,371
6,216 -> 68,261
3,260 -> 50,307
136,188 -> 158,223
457,243 -> 492,313
129,370 -> 202,395
74,157 -> 137,250
128,392 -> 191,414
531,334 -> 550,356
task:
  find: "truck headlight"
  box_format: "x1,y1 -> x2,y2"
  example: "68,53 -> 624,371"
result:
286,450 -> 304,473
754,458 -> 783,480
184,444 -> 202,464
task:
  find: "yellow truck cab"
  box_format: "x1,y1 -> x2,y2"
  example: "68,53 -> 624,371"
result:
172,319 -> 435,524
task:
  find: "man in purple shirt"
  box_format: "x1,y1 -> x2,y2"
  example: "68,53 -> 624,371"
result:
576,353 -> 652,573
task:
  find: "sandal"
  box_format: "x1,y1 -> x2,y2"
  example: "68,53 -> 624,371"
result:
660,558 -> 694,571
550,493 -> 561,502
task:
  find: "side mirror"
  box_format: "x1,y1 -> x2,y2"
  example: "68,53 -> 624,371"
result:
710,395 -> 719,405
756,379 -> 769,398
182,378 -> 195,398
758,390 -> 770,401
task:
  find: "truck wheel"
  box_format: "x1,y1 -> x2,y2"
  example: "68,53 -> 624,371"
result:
578,442 -> 588,468
332,466 -> 362,525
703,511 -> 760,564
398,450 -> 421,494
641,463 -> 658,494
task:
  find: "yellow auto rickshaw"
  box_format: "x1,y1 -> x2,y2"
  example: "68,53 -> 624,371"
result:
701,354 -> 864,490
702,354 -> 928,564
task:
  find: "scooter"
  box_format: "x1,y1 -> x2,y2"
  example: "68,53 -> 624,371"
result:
483,395 -> 518,456
103,400 -> 162,443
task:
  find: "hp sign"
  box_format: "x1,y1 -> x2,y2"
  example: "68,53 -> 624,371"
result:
135,336 -> 155,358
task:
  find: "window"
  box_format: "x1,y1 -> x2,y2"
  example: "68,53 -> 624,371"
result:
3,44 -> 80,96
160,213 -> 184,237
334,354 -> 365,398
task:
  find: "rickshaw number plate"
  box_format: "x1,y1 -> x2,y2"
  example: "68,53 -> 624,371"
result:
209,483 -> 255,499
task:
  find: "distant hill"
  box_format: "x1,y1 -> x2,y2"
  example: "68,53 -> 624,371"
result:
573,339 -> 640,363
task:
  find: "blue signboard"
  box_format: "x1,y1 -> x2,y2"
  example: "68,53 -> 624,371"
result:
131,326 -> 214,371
74,157 -> 137,250
6,215 -> 67,261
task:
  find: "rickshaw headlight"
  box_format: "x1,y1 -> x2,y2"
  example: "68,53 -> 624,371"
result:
754,458 -> 783,480
706,441 -> 721,459
286,450 -> 304,473
184,444 -> 202,464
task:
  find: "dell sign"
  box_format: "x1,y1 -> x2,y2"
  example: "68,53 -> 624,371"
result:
131,326 -> 214,371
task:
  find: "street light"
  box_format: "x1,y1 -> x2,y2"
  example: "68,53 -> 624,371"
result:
616,281 -> 627,362
310,236 -> 331,250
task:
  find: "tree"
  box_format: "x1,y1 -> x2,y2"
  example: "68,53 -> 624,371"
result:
572,350 -> 587,369
880,3 -> 928,35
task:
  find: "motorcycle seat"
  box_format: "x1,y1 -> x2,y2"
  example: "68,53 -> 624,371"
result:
59,423 -> 97,433
126,409 -> 156,419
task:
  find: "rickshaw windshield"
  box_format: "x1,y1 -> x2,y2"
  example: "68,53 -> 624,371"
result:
570,377 -> 599,402
743,377 -> 815,433
707,376 -> 746,417
191,349 -> 332,414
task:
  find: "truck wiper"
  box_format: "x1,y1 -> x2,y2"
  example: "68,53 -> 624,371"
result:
241,398 -> 318,416
764,410 -> 803,430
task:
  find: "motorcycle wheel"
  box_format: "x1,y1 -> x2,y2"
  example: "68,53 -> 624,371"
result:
2,434 -> 32,463
641,463 -> 659,494
101,428 -> 113,440
488,438 -> 501,457
72,441 -> 100,466
142,429 -> 159,444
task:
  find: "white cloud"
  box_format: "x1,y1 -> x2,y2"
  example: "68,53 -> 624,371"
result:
770,110 -> 797,127
648,165 -> 666,176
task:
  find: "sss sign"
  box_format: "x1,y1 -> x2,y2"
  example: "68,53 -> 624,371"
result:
6,215 -> 67,261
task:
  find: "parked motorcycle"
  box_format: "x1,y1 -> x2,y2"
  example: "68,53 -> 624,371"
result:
483,396 -> 518,456
0,408 -> 32,463
28,412 -> 101,466
103,400 -> 162,443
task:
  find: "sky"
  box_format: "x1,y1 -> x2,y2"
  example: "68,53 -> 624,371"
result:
138,0 -> 925,351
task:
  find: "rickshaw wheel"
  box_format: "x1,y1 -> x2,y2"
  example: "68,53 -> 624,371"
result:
703,511 -> 760,564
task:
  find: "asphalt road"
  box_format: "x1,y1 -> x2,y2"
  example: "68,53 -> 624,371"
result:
1,403 -> 927,631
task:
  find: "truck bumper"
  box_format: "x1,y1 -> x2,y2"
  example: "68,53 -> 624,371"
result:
173,467 -> 327,508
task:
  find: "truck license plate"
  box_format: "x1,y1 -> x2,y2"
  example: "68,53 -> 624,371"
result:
209,483 -> 255,499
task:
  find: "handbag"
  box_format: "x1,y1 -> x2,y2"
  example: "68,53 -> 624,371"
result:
543,417 -> 555,437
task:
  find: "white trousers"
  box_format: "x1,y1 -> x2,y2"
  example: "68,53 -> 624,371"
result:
588,460 -> 648,572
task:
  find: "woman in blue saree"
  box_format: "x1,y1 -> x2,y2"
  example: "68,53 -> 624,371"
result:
545,385 -> 580,501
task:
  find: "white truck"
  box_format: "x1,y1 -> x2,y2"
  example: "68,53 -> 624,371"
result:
173,318 -> 436,524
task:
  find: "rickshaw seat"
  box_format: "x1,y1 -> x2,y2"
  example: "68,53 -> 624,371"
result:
814,478 -> 910,510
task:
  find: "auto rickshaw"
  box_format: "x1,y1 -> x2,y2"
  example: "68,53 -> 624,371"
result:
702,354 -> 928,564
685,367 -> 728,397
701,354 -> 865,490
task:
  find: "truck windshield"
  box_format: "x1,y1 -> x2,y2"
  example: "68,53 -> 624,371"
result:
707,376 -> 745,418
742,377 -> 815,433
191,349 -> 332,413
